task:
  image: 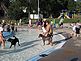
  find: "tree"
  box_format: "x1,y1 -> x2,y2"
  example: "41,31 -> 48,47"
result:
8,0 -> 24,20
39,0 -> 65,18
2,0 -> 81,19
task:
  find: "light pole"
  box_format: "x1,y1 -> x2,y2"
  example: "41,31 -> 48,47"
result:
38,0 -> 39,21
29,0 -> 30,19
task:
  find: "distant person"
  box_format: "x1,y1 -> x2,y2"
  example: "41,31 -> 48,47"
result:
36,19 -> 43,29
76,23 -> 80,37
28,18 -> 32,28
2,23 -> 6,31
15,27 -> 17,32
58,13 -> 65,28
77,20 -> 81,28
0,27 -> 5,49
11,23 -> 15,32
59,18 -> 64,28
71,23 -> 77,36
7,24 -> 11,32
51,20 -> 53,26
51,19 -> 56,28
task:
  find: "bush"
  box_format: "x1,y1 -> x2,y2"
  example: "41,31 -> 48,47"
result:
22,17 -> 29,24
46,18 -> 81,24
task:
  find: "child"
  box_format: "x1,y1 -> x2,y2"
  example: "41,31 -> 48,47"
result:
71,23 -> 76,36
76,23 -> 80,37
0,27 -> 5,49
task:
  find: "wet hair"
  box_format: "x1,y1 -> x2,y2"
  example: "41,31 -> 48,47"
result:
46,20 -> 50,24
43,21 -> 47,28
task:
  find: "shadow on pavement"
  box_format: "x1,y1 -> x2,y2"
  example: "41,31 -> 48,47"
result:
53,36 -> 72,45
70,57 -> 78,61
20,39 -> 40,47
0,40 -> 39,56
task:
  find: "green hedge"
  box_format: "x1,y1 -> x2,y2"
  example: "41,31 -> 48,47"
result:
46,18 -> 81,24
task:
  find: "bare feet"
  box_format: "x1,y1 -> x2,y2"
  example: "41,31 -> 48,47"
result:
46,43 -> 50,45
50,43 -> 53,46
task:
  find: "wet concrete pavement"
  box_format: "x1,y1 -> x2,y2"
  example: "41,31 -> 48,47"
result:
0,26 -> 66,61
39,28 -> 81,61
